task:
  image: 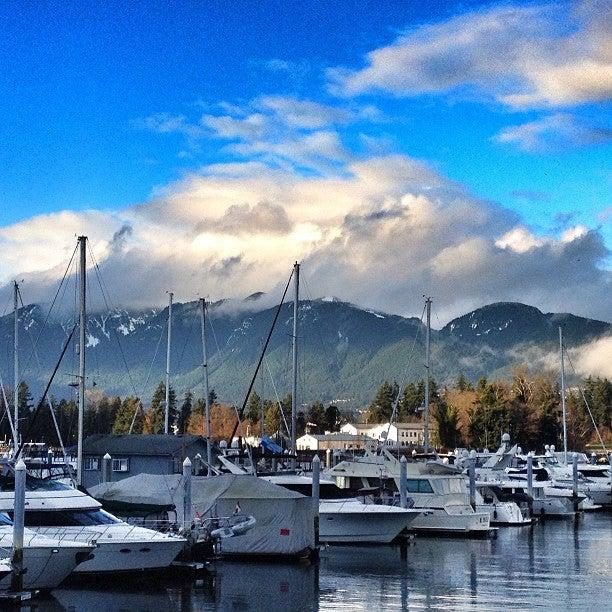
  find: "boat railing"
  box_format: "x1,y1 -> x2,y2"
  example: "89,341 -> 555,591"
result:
27,522 -> 182,545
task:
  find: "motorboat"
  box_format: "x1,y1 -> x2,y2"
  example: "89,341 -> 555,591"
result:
324,450 -> 491,535
261,474 -> 422,543
474,483 -> 531,525
0,470 -> 186,574
0,514 -> 93,590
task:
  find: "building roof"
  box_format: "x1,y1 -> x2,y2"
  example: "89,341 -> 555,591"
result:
82,434 -> 209,457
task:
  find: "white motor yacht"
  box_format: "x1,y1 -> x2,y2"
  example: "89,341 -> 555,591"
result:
261,474 -> 422,543
325,451 -> 491,535
538,451 -> 611,508
0,472 -> 186,574
0,514 -> 93,590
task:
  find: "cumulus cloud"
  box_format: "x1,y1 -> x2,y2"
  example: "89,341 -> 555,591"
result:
329,2 -> 612,109
0,155 -> 609,323
495,113 -> 611,152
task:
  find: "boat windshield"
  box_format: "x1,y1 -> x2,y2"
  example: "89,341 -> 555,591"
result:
18,509 -> 122,527
432,478 -> 467,495
0,513 -> 12,526
0,474 -> 73,492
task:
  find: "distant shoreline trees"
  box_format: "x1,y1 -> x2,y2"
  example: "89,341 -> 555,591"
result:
1,373 -> 609,454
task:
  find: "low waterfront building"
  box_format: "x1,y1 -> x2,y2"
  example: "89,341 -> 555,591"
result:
340,421 -> 431,446
79,433 -> 211,489
296,432 -> 374,451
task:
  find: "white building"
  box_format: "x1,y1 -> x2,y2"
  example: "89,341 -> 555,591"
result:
340,422 -> 426,446
296,433 -> 373,451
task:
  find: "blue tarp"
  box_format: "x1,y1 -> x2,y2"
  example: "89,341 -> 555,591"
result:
261,436 -> 284,455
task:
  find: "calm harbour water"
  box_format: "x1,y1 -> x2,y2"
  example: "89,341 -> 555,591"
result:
42,513 -> 611,611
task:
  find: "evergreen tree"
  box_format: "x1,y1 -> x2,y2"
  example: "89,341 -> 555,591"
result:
307,401 -> 326,433
264,399 -> 281,436
455,373 -> 473,392
399,381 -> 423,418
367,381 -> 399,422
177,390 -> 193,434
17,381 -> 33,437
324,404 -> 340,432
434,401 -> 462,448
297,410 -> 306,436
245,391 -> 262,424
144,382 -> 176,434
112,397 -> 143,434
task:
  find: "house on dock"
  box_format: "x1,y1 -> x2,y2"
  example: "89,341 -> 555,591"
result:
79,434 -> 212,490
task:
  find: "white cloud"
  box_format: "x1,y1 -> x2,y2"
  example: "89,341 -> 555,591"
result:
329,2 -> 612,109
570,335 -> 612,378
0,155 -> 609,323
139,95 -> 382,174
495,113 -> 611,152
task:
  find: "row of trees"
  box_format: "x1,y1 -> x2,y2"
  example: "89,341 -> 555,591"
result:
365,371 -> 611,451
0,380 -> 343,446
242,391 -> 341,438
2,373 -> 609,453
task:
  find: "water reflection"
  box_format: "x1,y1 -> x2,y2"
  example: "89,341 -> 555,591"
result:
39,514 -> 611,611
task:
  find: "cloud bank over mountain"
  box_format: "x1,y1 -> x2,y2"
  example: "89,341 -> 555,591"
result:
0,153 -> 609,324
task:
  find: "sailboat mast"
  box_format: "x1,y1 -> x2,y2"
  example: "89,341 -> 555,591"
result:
423,297 -> 432,452
164,291 -> 173,434
559,326 -> 568,463
77,236 -> 87,486
13,281 -> 19,449
291,262 -> 300,460
200,298 -> 212,476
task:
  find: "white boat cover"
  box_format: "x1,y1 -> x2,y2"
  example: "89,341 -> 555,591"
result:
90,474 -> 315,557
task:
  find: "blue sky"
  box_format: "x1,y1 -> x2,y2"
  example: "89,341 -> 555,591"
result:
0,0 -> 609,323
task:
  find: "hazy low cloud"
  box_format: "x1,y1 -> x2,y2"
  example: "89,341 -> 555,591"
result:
570,335 -> 612,378
0,155 -> 609,324
329,2 -> 611,109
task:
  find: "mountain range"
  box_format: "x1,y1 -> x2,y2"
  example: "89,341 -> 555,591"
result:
1,298 -> 609,409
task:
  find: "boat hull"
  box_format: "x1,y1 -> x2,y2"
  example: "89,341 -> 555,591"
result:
0,544 -> 91,590
410,508 -> 490,533
319,508 -> 416,543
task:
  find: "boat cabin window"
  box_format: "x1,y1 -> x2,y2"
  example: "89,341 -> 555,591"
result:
406,479 -> 434,494
17,509 -> 121,527
112,458 -> 130,473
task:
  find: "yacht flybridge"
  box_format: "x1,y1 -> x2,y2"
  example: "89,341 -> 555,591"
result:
0,469 -> 186,574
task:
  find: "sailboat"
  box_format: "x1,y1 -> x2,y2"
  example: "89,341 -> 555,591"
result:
8,237 -> 186,574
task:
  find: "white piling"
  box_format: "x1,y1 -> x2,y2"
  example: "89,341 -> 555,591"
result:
183,457 -> 193,526
468,450 -> 477,511
572,452 -> 579,502
11,459 -> 26,592
399,455 -> 408,509
102,453 -> 112,484
325,448 -> 331,469
526,452 -> 534,516
312,455 -> 320,546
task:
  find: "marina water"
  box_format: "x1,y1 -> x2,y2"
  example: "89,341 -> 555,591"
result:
44,513 -> 611,611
